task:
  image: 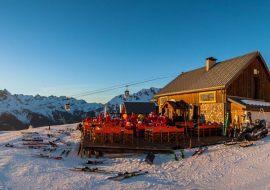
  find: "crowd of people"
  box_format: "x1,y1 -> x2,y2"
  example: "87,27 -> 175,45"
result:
84,112 -> 170,131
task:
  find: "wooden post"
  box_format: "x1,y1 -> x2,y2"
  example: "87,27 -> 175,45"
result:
198,117 -> 200,141
88,151 -> 91,158
185,109 -> 188,137
189,138 -> 192,149
80,130 -> 83,158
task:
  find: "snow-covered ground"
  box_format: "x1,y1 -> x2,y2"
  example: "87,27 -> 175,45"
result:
1,124 -> 270,190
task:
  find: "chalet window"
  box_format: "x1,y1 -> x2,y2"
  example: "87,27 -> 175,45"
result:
160,97 -> 168,105
199,91 -> 216,103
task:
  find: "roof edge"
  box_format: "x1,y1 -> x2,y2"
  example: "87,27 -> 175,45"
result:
227,97 -> 247,109
154,86 -> 225,98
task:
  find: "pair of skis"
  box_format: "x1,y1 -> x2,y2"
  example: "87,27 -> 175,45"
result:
111,171 -> 148,182
3,143 -> 47,149
223,140 -> 253,147
60,148 -> 72,157
21,132 -> 39,134
172,149 -> 185,161
22,139 -> 44,141
23,142 -> 50,146
60,140 -> 71,146
70,167 -> 114,174
31,153 -> 64,161
82,160 -> 117,166
191,147 -> 208,157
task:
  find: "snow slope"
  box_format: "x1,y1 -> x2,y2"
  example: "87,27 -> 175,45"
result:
0,125 -> 270,189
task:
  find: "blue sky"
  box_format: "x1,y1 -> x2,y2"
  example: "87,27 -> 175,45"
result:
0,0 -> 270,103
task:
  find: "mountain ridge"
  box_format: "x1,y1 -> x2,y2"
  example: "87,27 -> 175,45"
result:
0,87 -> 160,130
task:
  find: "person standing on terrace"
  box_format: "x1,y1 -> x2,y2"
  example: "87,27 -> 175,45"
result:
131,112 -> 137,126
106,112 -> 111,122
137,113 -> 144,122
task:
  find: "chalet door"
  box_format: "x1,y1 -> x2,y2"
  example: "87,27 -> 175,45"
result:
193,105 -> 199,119
162,108 -> 165,115
253,76 -> 260,99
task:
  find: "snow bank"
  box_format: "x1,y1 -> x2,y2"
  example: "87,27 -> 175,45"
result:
242,99 -> 270,107
0,125 -> 270,189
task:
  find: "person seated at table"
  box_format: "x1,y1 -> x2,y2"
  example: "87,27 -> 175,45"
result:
153,112 -> 158,121
85,116 -> 91,122
158,114 -> 163,122
92,117 -> 98,122
161,121 -> 166,127
136,121 -> 144,133
136,121 -> 144,128
163,113 -> 169,124
149,113 -> 153,121
154,120 -> 160,127
149,120 -> 156,127
125,122 -> 132,130
144,117 -> 150,125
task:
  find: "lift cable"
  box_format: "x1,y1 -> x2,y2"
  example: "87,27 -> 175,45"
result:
70,73 -> 180,99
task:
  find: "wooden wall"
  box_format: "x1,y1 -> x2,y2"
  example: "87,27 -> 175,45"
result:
158,90 -> 224,105
226,56 -> 270,101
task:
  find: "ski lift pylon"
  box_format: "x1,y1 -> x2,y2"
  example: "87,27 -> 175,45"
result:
124,86 -> 129,98
65,99 -> 70,111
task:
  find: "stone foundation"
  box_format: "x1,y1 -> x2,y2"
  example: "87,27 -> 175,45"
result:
200,103 -> 224,124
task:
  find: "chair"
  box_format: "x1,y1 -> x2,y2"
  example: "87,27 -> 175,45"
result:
144,126 -> 153,141
92,129 -> 103,143
161,127 -> 169,142
84,126 -> 91,138
210,124 -> 222,136
103,128 -> 113,143
168,126 -> 176,142
175,128 -> 184,141
136,125 -> 145,137
112,127 -> 122,143
149,128 -> 161,142
123,129 -> 133,144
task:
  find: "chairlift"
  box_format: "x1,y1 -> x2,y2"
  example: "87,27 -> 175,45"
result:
124,86 -> 129,98
65,99 -> 70,111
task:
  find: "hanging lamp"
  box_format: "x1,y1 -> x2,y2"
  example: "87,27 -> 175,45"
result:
124,86 -> 129,98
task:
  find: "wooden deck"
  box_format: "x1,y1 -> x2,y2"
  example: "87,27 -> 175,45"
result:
82,135 -> 232,156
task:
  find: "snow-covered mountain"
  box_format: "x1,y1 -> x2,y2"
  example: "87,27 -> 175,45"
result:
0,87 -> 160,130
105,87 -> 160,113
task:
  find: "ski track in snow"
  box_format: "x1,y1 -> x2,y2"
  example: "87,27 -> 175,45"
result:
1,125 -> 270,189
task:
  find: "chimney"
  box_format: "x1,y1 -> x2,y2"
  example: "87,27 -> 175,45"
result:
205,57 -> 217,71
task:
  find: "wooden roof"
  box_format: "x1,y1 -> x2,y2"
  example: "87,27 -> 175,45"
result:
122,102 -> 156,114
154,51 -> 266,98
228,96 -> 270,110
162,100 -> 188,109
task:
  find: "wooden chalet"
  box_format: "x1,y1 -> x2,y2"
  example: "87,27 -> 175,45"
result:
151,51 -> 270,126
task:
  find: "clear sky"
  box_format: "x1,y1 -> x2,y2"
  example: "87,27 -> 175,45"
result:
1,0 -> 270,103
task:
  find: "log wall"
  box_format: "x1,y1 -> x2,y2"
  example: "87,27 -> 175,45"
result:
226,56 -> 270,101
